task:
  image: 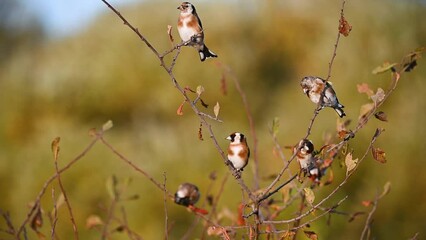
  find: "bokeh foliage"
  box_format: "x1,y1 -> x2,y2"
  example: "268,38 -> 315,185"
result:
0,0 -> 425,239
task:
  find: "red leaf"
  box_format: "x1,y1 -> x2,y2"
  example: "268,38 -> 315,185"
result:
339,15 -> 352,37
237,203 -> 246,226
357,83 -> 374,97
177,102 -> 185,116
362,200 -> 373,207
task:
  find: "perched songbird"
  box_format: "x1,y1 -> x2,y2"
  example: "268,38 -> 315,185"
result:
174,183 -> 208,215
295,139 -> 316,174
174,183 -> 200,207
300,76 -> 346,118
226,132 -> 250,174
177,2 -> 217,61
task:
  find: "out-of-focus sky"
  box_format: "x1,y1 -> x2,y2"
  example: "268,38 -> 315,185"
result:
21,0 -> 138,38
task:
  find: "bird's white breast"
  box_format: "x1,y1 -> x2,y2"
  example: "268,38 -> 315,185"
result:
228,145 -> 246,169
178,17 -> 197,42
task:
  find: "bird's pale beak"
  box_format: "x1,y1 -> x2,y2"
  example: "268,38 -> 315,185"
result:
303,88 -> 308,94
226,136 -> 232,141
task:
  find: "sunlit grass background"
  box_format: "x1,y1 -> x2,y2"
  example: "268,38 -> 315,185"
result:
0,0 -> 425,239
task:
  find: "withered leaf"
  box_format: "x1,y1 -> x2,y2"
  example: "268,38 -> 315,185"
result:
51,137 -> 60,160
374,111 -> 388,122
372,62 -> 398,74
304,230 -> 318,240
86,215 -> 104,229
357,83 -> 374,97
167,25 -> 174,43
31,206 -> 43,231
371,88 -> 385,104
362,200 -> 373,207
372,147 -> 387,163
303,188 -> 315,205
177,102 -> 185,116
345,152 -> 358,175
373,128 -> 385,139
339,15 -> 352,37
213,102 -> 220,119
237,203 -> 246,226
196,85 -> 205,96
359,103 -> 375,120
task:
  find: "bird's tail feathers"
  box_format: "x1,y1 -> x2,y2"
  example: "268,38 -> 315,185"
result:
199,45 -> 217,62
334,107 -> 346,118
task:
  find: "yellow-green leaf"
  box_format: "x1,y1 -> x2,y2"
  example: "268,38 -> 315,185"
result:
379,181 -> 391,198
102,120 -> 113,132
303,188 -> 315,205
271,117 -> 280,136
372,62 -> 397,74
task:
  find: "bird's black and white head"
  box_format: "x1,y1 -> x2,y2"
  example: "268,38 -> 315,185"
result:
177,2 -> 195,15
226,132 -> 246,144
174,183 -> 200,207
298,139 -> 314,155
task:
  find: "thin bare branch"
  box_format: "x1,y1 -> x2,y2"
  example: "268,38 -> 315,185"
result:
52,138 -> 79,240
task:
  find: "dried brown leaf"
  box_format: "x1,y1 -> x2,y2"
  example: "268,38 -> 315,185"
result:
31,206 -> 43,231
280,231 -> 296,240
167,25 -> 174,43
357,83 -> 374,97
51,137 -> 60,160
86,215 -> 104,229
304,230 -> 318,240
374,111 -> 388,122
371,88 -> 385,104
372,147 -> 387,163
345,152 -> 358,175
359,103 -> 375,120
339,15 -> 352,37
362,200 -> 373,207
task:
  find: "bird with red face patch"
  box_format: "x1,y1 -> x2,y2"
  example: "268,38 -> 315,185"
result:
174,183 -> 208,215
300,76 -> 346,118
177,2 -> 217,61
295,139 -> 322,182
226,132 -> 250,176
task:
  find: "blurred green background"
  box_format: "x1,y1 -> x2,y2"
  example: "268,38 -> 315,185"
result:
0,0 -> 425,239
